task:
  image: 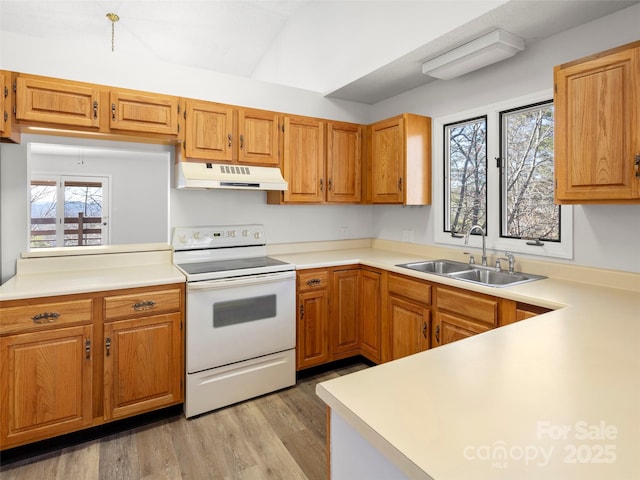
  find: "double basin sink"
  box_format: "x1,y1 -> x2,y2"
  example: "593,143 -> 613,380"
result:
396,259 -> 546,288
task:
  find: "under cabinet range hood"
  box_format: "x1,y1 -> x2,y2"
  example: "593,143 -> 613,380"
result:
176,162 -> 288,191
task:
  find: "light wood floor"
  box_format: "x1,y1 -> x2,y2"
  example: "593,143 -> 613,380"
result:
0,359 -> 369,480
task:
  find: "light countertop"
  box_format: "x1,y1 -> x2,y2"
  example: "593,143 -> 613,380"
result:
271,243 -> 640,479
0,244 -> 185,301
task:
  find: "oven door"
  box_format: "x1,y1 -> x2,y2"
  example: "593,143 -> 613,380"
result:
186,270 -> 295,373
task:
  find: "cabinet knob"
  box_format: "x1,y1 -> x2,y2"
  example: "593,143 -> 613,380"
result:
634,153 -> 640,179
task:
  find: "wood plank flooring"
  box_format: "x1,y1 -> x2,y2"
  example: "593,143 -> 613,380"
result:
0,359 -> 369,480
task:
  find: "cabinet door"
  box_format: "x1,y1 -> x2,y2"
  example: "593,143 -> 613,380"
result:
327,122 -> 362,203
0,71 -> 9,136
554,44 -> 640,202
0,325 -> 93,448
360,268 -> 382,363
370,116 -> 404,204
283,116 -> 325,203
109,90 -> 179,135
433,312 -> 491,347
331,269 -> 360,358
297,289 -> 330,369
388,295 -> 429,361
103,313 -> 182,420
15,76 -> 100,128
237,108 -> 280,166
184,100 -> 235,161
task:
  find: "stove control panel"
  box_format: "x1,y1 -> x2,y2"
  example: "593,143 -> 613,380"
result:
172,224 -> 266,250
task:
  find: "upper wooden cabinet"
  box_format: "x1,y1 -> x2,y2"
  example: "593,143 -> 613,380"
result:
109,90 -> 179,135
15,75 -> 100,128
13,73 -> 180,138
365,113 -> 431,205
237,108 -> 281,166
182,100 -> 235,161
281,115 -> 326,203
180,101 -> 280,166
554,40 -> 640,204
268,117 -> 363,204
0,70 -> 19,142
327,121 -> 362,203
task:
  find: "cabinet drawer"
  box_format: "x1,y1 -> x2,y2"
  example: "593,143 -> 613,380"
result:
298,270 -> 329,291
388,274 -> 432,305
0,299 -> 93,335
104,288 -> 182,321
436,287 -> 498,327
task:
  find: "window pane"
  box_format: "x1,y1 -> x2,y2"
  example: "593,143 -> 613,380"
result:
444,117 -> 487,235
30,181 -> 57,248
501,102 -> 559,241
63,182 -> 104,246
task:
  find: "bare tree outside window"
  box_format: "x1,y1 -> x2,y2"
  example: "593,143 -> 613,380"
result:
500,102 -> 559,241
445,117 -> 487,236
30,176 -> 108,248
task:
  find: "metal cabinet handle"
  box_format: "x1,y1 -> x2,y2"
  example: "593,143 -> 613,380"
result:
634,153 -> 640,179
398,177 -> 403,191
300,305 -> 305,319
435,325 -> 440,343
306,278 -> 322,287
422,321 -> 427,339
228,133 -> 232,148
320,179 -> 324,191
32,312 -> 60,324
105,337 -> 111,356
133,300 -> 156,311
93,101 -> 98,119
85,338 -> 91,359
111,103 -> 116,121
328,179 -> 332,191
240,134 -> 244,150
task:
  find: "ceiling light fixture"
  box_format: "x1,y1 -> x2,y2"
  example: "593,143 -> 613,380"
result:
421,29 -> 524,80
106,13 -> 120,52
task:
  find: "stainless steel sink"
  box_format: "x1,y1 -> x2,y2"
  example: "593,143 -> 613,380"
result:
448,268 -> 546,287
397,259 -> 471,275
396,259 -> 546,288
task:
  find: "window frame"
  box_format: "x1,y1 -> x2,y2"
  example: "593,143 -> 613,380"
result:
433,89 -> 573,260
29,173 -> 111,249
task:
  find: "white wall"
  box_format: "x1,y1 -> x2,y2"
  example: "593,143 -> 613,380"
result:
1,4 -> 639,281
370,4 -> 640,273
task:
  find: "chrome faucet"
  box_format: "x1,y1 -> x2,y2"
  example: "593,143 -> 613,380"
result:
464,224 -> 487,266
496,252 -> 516,274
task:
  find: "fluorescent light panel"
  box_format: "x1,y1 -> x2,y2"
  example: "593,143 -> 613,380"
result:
422,29 -> 524,80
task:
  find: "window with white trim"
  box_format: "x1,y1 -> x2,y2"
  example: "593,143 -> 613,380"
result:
30,175 -> 110,248
434,91 -> 573,260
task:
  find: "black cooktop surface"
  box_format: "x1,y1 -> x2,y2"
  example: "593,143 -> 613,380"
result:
177,256 -> 289,275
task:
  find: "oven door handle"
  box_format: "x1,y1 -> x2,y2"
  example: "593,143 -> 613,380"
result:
187,270 -> 295,290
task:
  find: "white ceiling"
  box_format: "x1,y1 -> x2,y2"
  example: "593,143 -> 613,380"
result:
1,0 -> 637,104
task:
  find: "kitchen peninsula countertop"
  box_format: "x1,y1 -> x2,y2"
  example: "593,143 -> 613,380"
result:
271,240 -> 640,479
0,243 -> 185,301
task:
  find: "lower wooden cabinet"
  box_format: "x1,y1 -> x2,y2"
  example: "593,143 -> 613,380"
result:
0,283 -> 185,450
360,268 -> 382,363
0,324 -> 94,448
296,266 -> 377,369
432,286 -> 499,348
297,269 -> 331,369
386,273 -> 432,361
103,313 -> 182,421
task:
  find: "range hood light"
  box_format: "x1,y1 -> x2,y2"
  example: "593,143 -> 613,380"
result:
421,29 -> 525,80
